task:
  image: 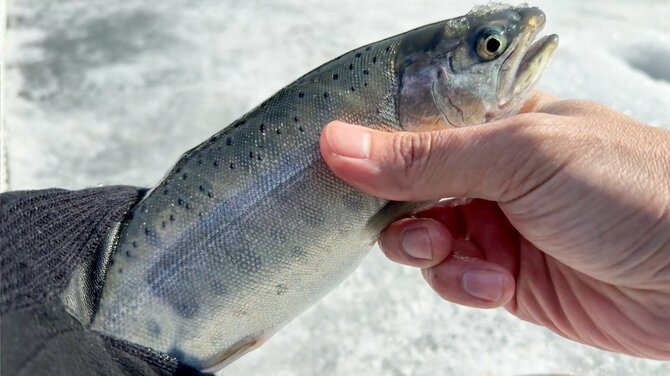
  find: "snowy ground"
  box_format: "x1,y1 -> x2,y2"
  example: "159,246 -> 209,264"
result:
3,0 -> 670,375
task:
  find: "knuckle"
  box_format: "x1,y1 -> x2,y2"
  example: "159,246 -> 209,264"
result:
504,113 -> 558,145
494,116 -> 570,202
389,132 -> 435,191
509,112 -> 547,130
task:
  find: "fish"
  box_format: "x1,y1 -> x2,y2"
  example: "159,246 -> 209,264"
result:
88,3 -> 558,371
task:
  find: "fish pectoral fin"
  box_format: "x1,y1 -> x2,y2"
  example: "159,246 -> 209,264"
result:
366,200 -> 435,235
201,335 -> 267,373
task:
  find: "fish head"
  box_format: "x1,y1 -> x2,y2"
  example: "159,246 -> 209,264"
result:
396,4 -> 558,131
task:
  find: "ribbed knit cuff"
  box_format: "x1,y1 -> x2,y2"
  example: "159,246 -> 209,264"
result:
0,186 -> 144,313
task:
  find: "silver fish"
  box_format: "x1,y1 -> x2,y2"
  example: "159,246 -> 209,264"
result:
89,3 -> 558,371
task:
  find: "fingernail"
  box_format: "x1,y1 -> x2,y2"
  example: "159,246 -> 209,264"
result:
401,228 -> 433,260
462,270 -> 503,302
326,123 -> 371,159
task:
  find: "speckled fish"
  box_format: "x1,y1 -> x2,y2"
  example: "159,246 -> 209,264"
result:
89,3 -> 558,371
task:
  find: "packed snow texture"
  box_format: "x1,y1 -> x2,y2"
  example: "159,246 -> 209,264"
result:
3,0 -> 670,375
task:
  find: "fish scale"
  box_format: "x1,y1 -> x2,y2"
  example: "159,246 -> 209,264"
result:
89,3 -> 558,371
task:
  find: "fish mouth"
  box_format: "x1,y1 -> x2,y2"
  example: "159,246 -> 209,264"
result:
512,33 -> 559,96
497,8 -> 559,110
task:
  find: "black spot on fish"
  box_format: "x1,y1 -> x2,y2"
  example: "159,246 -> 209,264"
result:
177,198 -> 184,206
323,92 -> 329,98
197,159 -> 203,165
257,154 -> 263,161
213,160 -> 219,167
259,124 -> 265,133
181,173 -> 188,180
198,212 -> 202,217
126,250 -> 132,257
199,185 -> 205,192
372,56 -> 377,64
169,214 -> 175,221
226,137 -> 232,145
351,86 -> 356,92
185,203 -> 191,210
230,162 -> 235,169
355,52 -> 361,57
298,92 -> 305,98
332,73 -> 339,80
175,167 -> 182,174
225,248 -> 262,274
275,283 -> 288,295
207,191 -> 213,198
249,151 -> 254,159
386,46 -> 391,52
161,221 -> 166,228
349,63 -> 353,70
364,82 -> 368,87
299,126 -> 304,132
276,128 -> 282,134
145,227 -> 151,235
163,189 -> 168,195
132,240 -> 138,248
117,268 -> 123,274
294,116 -> 299,122
363,69 -> 369,75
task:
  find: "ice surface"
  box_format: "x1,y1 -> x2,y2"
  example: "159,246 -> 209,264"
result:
3,0 -> 670,375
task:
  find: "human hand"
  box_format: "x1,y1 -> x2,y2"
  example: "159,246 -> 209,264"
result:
319,92 -> 670,359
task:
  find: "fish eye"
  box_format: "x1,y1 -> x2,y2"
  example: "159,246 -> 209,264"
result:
476,29 -> 508,61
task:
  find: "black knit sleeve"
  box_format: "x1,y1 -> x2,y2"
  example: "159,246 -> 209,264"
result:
0,186 -> 206,376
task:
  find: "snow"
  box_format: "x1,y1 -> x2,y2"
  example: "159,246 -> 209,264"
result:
3,0 -> 670,375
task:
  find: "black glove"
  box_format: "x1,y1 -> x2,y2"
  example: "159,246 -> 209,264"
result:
0,186 -> 208,376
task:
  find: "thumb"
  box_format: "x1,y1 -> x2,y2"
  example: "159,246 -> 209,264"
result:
319,116 -> 560,202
